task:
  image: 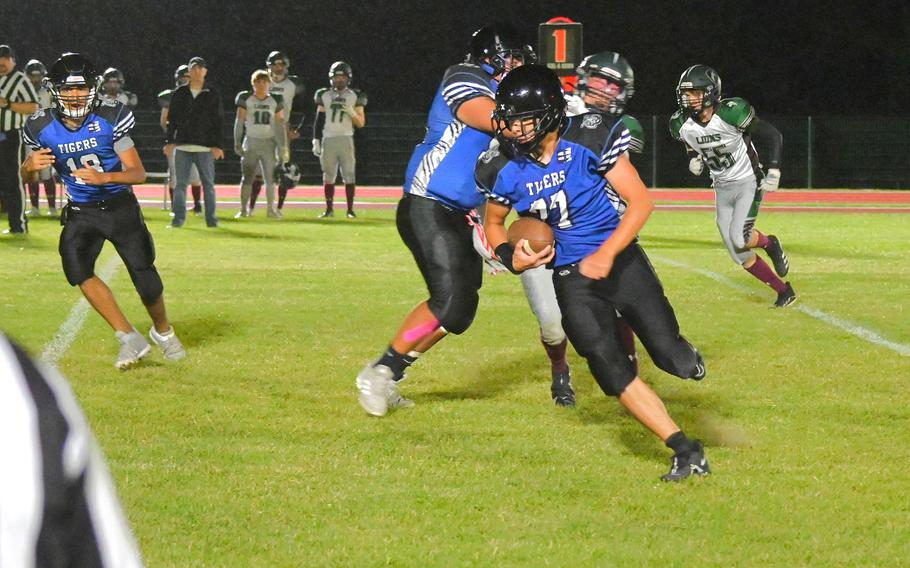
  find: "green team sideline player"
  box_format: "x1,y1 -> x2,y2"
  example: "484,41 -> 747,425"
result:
670,64 -> 795,307
20,53 -> 186,369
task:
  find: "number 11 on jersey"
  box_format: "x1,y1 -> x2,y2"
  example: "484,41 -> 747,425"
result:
530,189 -> 572,229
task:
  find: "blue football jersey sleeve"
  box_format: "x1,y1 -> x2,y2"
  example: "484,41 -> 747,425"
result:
440,64 -> 495,114
403,63 -> 498,212
475,142 -> 515,206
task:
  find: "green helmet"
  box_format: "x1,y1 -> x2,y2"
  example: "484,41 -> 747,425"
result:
676,64 -> 721,117
575,51 -> 634,115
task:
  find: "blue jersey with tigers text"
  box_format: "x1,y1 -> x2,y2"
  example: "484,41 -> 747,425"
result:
475,113 -> 632,265
403,63 -> 498,211
22,100 -> 136,202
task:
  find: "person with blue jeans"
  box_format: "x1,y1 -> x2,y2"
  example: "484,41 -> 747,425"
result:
164,56 -> 224,228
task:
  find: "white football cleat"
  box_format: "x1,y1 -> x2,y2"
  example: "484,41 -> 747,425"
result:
115,329 -> 151,370
149,326 -> 187,361
356,363 -> 394,417
387,379 -> 415,409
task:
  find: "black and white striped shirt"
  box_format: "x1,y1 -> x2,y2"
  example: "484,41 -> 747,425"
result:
0,333 -> 144,567
0,70 -> 39,131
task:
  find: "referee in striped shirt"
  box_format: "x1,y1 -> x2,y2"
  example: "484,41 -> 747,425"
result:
0,332 -> 144,567
0,45 -> 39,235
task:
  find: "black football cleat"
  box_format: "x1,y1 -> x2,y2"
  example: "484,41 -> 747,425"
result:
550,371 -> 576,407
774,283 -> 797,308
661,441 -> 711,482
765,235 -> 790,277
691,350 -> 706,381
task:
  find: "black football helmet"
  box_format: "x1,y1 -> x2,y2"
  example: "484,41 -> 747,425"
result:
576,51 -> 635,115
266,50 -> 290,67
102,67 -> 124,95
25,59 -> 47,78
328,61 -> 352,88
174,64 -> 189,87
469,23 -> 529,77
676,64 -> 721,117
275,162 -> 300,190
492,64 -> 566,155
46,53 -> 101,119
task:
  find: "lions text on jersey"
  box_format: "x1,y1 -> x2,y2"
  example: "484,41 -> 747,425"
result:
21,100 -> 136,202
269,75 -> 303,119
404,63 -> 498,211
670,98 -> 761,184
476,113 -> 631,265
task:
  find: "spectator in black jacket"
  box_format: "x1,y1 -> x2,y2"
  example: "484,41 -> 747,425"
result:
163,57 -> 223,228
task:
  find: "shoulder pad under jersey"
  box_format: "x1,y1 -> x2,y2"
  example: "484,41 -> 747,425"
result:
716,97 -> 755,131
235,91 -> 251,108
669,110 -> 686,141
620,114 -> 644,153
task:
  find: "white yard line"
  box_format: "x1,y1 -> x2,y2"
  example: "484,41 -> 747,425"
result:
41,256 -> 122,365
651,254 -> 910,357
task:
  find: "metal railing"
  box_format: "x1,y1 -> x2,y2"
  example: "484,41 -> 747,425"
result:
131,111 -> 910,189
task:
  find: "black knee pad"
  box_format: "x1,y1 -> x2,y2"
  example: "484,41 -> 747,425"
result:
430,290 -> 479,335
650,338 -> 702,380
596,368 -> 635,397
129,266 -> 164,304
572,342 -> 635,397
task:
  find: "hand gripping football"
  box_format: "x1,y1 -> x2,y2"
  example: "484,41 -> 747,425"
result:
507,217 -> 554,254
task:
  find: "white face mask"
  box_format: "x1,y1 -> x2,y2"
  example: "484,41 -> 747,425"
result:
50,81 -> 97,119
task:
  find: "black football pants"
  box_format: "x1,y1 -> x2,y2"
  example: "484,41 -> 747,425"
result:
553,243 -> 700,396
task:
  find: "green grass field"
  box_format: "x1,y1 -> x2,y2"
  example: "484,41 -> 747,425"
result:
2,207 -> 909,567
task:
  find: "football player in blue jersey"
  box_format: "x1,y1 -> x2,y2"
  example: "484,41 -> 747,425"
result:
477,65 -> 709,481
355,24 -> 532,417
19,53 -> 186,370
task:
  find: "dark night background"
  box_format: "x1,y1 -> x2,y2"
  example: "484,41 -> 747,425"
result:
3,0 -> 908,187
4,0 -> 908,117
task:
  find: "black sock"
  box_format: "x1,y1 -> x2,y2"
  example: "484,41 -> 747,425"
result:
665,431 -> 697,455
191,185 -> 202,208
250,180 -> 263,208
324,184 -> 335,211
376,345 -> 413,381
345,183 -> 355,212
44,180 -> 56,209
542,337 -> 569,375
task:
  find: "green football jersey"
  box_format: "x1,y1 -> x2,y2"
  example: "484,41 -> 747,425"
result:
670,98 -> 760,183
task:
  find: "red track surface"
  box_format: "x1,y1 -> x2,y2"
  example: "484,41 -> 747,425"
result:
130,185 -> 910,213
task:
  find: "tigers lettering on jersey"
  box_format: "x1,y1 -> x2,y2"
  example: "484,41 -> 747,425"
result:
57,137 -> 99,153
527,170 -> 566,195
475,113 -> 632,265
21,102 -> 136,202
404,63 -> 498,212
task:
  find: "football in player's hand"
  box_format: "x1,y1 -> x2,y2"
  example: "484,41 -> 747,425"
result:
508,217 -> 554,254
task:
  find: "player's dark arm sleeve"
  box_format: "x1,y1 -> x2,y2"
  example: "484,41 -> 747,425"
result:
313,110 -> 325,139
749,118 -> 783,168
213,94 -> 224,149
165,91 -> 182,143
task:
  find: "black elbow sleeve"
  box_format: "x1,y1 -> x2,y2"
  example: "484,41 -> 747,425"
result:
313,111 -> 325,139
751,119 -> 783,169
